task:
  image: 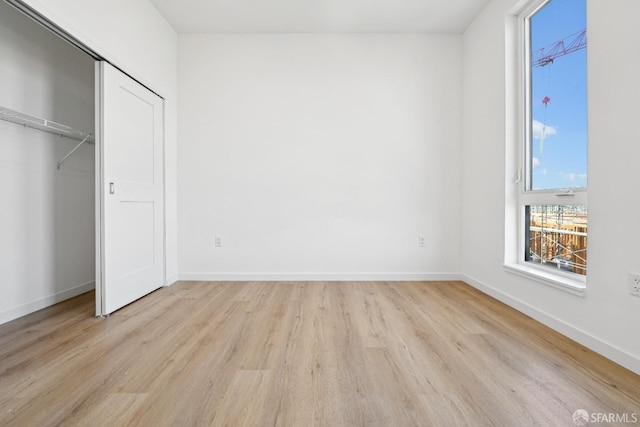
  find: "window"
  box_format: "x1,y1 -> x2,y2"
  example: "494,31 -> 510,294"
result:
518,0 -> 588,282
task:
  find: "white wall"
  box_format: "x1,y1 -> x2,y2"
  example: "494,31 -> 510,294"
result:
178,34 -> 462,280
0,1 -> 95,323
462,0 -> 640,374
18,0 -> 179,284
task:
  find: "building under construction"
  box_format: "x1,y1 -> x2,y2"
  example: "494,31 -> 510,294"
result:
527,205 -> 588,275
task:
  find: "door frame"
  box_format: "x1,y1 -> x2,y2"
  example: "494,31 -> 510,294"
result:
5,0 -> 168,317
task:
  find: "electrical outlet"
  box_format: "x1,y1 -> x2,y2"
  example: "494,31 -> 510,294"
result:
418,236 -> 426,248
630,273 -> 640,297
215,236 -> 223,248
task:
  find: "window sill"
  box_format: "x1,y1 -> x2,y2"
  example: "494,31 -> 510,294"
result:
503,263 -> 586,297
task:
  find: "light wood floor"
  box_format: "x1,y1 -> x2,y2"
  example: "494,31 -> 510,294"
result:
0,281 -> 638,426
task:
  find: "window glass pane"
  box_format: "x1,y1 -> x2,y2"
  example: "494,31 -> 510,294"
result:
525,205 -> 587,275
529,0 -> 587,191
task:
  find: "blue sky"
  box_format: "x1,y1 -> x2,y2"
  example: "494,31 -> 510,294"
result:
530,0 -> 587,190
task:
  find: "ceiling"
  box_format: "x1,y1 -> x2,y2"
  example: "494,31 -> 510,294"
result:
149,0 -> 491,34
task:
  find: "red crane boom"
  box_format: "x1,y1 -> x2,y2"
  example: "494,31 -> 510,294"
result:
532,29 -> 587,67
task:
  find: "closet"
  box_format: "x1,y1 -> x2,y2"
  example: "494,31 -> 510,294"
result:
1,0 -> 167,323
0,0 -> 96,324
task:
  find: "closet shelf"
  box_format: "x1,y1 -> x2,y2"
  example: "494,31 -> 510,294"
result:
0,105 -> 94,144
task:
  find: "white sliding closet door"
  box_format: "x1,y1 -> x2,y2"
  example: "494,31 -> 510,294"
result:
96,61 -> 164,316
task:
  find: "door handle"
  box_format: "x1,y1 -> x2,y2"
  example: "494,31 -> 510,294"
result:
109,182 -> 115,194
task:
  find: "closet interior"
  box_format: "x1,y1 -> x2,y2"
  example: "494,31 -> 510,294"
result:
0,0 -> 96,324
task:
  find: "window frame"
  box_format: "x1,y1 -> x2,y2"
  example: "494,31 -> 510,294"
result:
504,0 -> 587,295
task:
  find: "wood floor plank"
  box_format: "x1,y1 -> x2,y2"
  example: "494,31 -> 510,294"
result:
75,392 -> 149,426
0,281 -> 638,427
212,370 -> 275,426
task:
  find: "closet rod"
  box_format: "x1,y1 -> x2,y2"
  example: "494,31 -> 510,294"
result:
0,105 -> 94,144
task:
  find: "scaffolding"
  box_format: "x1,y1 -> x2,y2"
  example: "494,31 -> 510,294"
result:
527,205 -> 587,275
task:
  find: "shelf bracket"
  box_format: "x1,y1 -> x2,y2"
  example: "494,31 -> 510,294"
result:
57,134 -> 91,169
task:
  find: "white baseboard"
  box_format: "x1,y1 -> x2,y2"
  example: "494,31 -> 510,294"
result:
461,274 -> 640,376
165,273 -> 179,286
177,272 -> 463,282
0,281 -> 95,326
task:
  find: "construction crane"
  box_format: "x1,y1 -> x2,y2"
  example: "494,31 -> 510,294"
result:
532,28 -> 586,154
532,29 -> 587,67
